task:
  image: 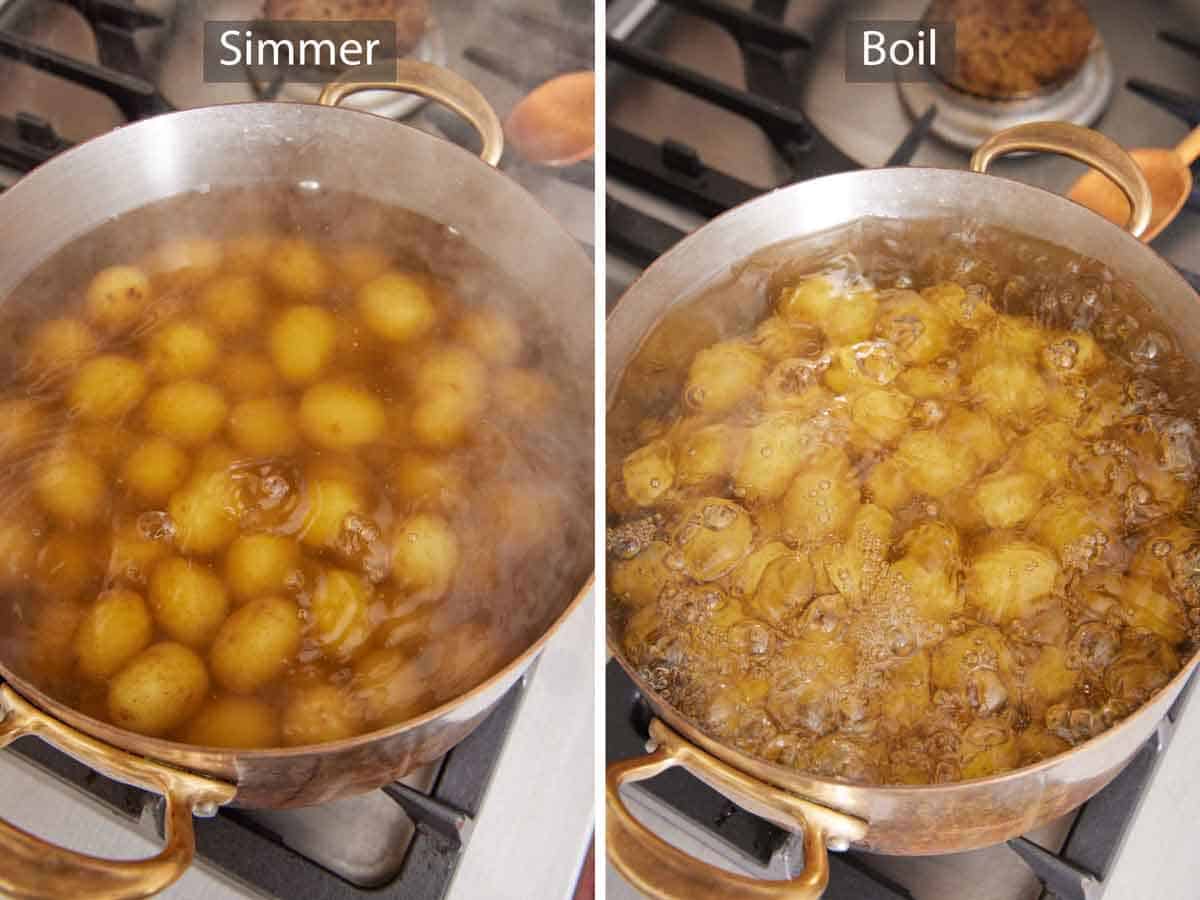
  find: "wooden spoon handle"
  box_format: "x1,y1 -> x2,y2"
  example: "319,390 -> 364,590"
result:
1175,124 -> 1200,167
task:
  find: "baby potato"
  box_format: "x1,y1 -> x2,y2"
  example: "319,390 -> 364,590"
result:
263,237 -> 332,300
1026,646 -> 1077,715
35,449 -> 106,526
298,382 -> 385,451
827,503 -> 895,601
733,413 -> 814,504
183,695 -> 280,748
168,469 -> 241,555
674,423 -> 741,491
409,388 -> 476,450
621,439 -> 675,507
71,423 -> 136,472
198,273 -> 265,336
149,238 -> 223,286
412,344 -> 487,400
229,396 -> 300,457
1029,492 -> 1119,570
121,437 -> 189,504
730,541 -> 792,597
969,362 -> 1047,421
750,316 -> 822,362
357,271 -> 438,342
896,362 -> 960,400
1123,576 -> 1188,644
960,721 -> 1019,780
895,429 -> 977,498
107,642 -> 209,737
968,315 -> 1047,369
922,281 -> 995,331
85,265 -> 151,332
69,354 -> 148,422
492,368 -> 558,421
777,276 -> 879,345
673,498 -> 753,582
455,308 -> 523,365
26,598 -> 84,685
0,513 -> 39,588
334,244 -> 393,288
881,651 -> 932,732
1042,332 -> 1105,377
864,456 -> 912,511
391,513 -> 460,598
144,380 -> 227,445
683,341 -> 767,415
973,469 -> 1043,529
281,682 -> 362,746
147,321 -> 218,383
1015,422 -> 1078,484
219,352 -> 280,397
748,554 -> 814,627
149,556 -> 230,647
75,588 -> 154,681
108,517 -> 171,584
930,626 -> 1016,699
940,408 -> 1007,468
610,541 -> 674,606
35,532 -> 103,600
765,638 -> 857,734
28,318 -> 97,375
781,447 -> 859,545
299,476 -> 365,550
762,359 -> 832,415
900,520 -> 961,572
1074,378 -> 1125,438
388,450 -> 466,511
823,341 -> 902,394
966,542 -> 1060,623
1130,520 -> 1198,583
874,291 -> 952,365
851,387 -> 914,446
310,568 -> 373,661
224,533 -> 301,602
1018,727 -> 1071,764
0,398 -> 45,460
210,595 -> 302,694
352,647 -> 433,726
269,305 -> 337,384
890,555 -> 961,622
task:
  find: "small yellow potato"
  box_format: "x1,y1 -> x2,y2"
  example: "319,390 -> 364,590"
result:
121,437 -> 189,504
895,429 -> 977,498
922,281 -> 995,330
85,265 -> 151,332
107,642 -> 209,736
228,396 -> 300,457
183,695 -> 280,748
412,344 -> 487,399
973,469 -> 1043,529
391,513 -> 460,597
1029,491 -> 1119,569
960,721 -> 1019,780
1074,378 -> 1125,438
749,316 -> 822,363
881,651 -> 932,731
224,533 -> 301,602
777,276 -> 879,345
765,638 -> 856,733
827,503 -> 894,601
455,308 -> 523,365
70,423 -> 136,471
851,387 -> 914,445
69,354 -> 148,422
145,319 -> 218,380
210,595 -> 302,693
891,553 -> 961,622
896,363 -> 960,399
75,589 -> 154,681
1015,422 -> 1078,484
683,341 -> 767,415
901,518 -> 961,576
26,599 -> 84,685
874,291 -> 952,365
357,271 -> 437,342
144,380 -> 227,445
35,533 -> 102,600
1122,576 -> 1187,644
733,413 -> 820,504
352,647 -> 433,726
823,341 -> 902,394
298,382 -> 385,451
674,423 -> 741,491
263,237 -> 332,300
1130,520 -> 1198,583
864,457 -> 912,511
269,305 -> 337,384
609,540 -> 674,606
940,408 -> 1007,468
222,233 -> 277,272
219,352 -> 280,397
969,362 -> 1047,420
198,273 -> 265,336
408,388 -> 474,450
281,682 -> 362,745
930,626 -> 1016,700
490,482 -> 560,554
299,476 -> 365,549
1018,727 -> 1071,764
966,542 -> 1060,623
0,513 -> 39,588
621,439 -> 674,506
310,568 -> 373,661
149,238 -> 223,285
168,469 -> 241,555
1026,646 -> 1077,715
334,243 -> 393,288
673,498 -> 753,582
108,517 -> 171,584
35,449 -> 106,526
28,318 -> 97,374
762,359 -> 832,414
748,554 -> 814,627
389,450 -> 466,511
1042,332 -> 1105,377
0,398 -> 45,460
781,447 -> 859,545
149,556 -> 230,647
968,315 -> 1047,369
492,368 -> 558,421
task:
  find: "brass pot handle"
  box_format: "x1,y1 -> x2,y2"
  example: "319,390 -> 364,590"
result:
606,719 -> 868,900
0,684 -> 236,900
970,121 -> 1153,239
318,59 -> 503,167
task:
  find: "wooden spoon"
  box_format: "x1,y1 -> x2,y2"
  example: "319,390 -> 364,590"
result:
1068,125 -> 1200,241
504,71 -> 595,167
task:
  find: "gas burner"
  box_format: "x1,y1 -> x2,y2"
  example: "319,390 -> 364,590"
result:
897,37 -> 1114,151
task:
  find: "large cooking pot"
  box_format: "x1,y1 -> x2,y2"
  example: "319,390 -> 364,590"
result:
0,61 -> 593,900
605,122 -> 1198,899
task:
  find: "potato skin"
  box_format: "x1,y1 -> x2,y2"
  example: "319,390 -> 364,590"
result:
75,589 -> 154,681
121,437 -> 190,504
298,382 -> 385,451
35,450 -> 107,526
183,695 -> 280,748
107,642 -> 210,737
169,469 -> 242,555
299,476 -> 365,549
29,318 -> 97,374
966,543 -> 1060,623
224,533 -> 301,602
148,556 -> 230,647
622,439 -> 675,507
199,273 -> 265,336
456,308 -> 522,365
264,238 -> 332,301
144,381 -> 227,446
86,265 -> 151,332
781,447 -> 859,545
145,319 -> 218,380
357,271 -> 437,342
210,595 -> 302,694
310,568 -> 373,661
269,305 -> 337,384
281,683 -> 361,746
684,342 -> 766,415
69,355 -> 148,423
391,513 -> 460,598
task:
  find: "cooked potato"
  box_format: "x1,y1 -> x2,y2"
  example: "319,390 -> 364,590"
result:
108,642 -> 209,736
930,626 -> 1016,700
673,498 -> 753,582
748,554 -> 814,627
673,423 -> 740,491
85,265 -> 151,332
263,238 -> 332,300
1026,646 -> 1076,714
455,308 -> 522,365
922,281 -> 995,330
145,320 -> 218,380
223,533 -> 301,602
35,449 -> 106,526
827,503 -> 894,601
121,437 -> 189,504
69,355 -> 148,422
940,408 -> 1007,468
35,532 -> 102,600
226,396 -> 299,458
149,556 -> 230,647
149,238 -> 223,285
733,413 -> 817,503
777,276 -> 879,345
198,273 -> 265,335
281,682 -> 361,746
357,271 -> 437,342
310,568 -> 373,661
1129,520 -> 1198,583
610,540 -> 674,607
960,721 -> 1019,780
297,382 -> 385,451
874,291 -> 952,364
765,638 -> 856,733
1015,422 -> 1078,484
210,595 -> 302,693
863,456 -> 912,511
895,430 -> 977,498
890,555 -> 960,621
750,316 -> 822,362
168,469 -> 241,555
388,450 -> 465,512
27,598 -> 84,685
1123,576 -> 1187,643
973,468 -> 1043,529
28,318 -> 97,374
969,362 -> 1047,420
762,359 -> 832,414
683,341 -> 767,415
896,363 -> 959,400
851,387 -> 914,445
299,475 -> 365,549
0,399 -> 45,461
1042,331 -> 1105,377
966,543 -> 1060,623
730,541 -> 792,597
0,513 -> 39,588
823,341 -> 902,394
968,315 -> 1046,369
352,647 -> 433,726
75,589 -> 154,681
269,305 -> 337,384
412,344 -> 487,402
391,513 -> 459,598
881,650 -> 931,731
492,368 -> 558,421
108,518 -> 171,584
220,352 -> 280,397
781,447 -> 859,545
144,380 -> 227,445
622,439 -> 675,507
184,695 -> 280,748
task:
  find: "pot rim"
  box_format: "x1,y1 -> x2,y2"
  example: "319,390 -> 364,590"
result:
605,163 -> 1200,796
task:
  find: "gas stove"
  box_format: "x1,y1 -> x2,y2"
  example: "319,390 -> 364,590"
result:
0,2 -> 594,898
605,2 -> 1200,898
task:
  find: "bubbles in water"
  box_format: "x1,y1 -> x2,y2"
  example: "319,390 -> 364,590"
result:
137,510 -> 174,542
702,503 -> 737,530
1131,331 -> 1172,368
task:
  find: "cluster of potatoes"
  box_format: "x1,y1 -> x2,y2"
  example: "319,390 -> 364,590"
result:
609,266 -> 1196,785
2,231 -> 561,749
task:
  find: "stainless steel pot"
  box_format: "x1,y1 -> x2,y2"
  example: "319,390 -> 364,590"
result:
0,61 -> 593,900
606,121 -> 1198,899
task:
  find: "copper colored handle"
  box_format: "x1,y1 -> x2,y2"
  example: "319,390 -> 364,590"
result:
0,684 -> 236,900
606,719 -> 868,900
318,59 -> 503,167
970,121 -> 1154,239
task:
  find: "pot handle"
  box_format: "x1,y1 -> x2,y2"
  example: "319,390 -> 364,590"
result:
0,684 -> 236,900
970,121 -> 1153,239
317,59 -> 504,167
606,718 -> 868,900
